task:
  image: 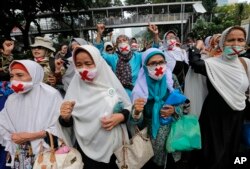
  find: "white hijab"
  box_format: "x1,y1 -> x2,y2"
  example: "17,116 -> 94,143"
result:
205,26 -> 250,110
160,32 -> 189,71
58,45 -> 132,163
205,56 -> 249,110
104,41 -> 114,52
62,56 -> 74,91
0,60 -> 63,157
62,38 -> 90,91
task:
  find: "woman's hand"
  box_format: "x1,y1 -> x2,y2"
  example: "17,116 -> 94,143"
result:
148,23 -> 160,44
11,131 -> 46,144
60,101 -> 75,121
134,98 -> 146,115
11,132 -> 30,144
101,114 -> 124,131
160,105 -> 175,118
96,23 -> 105,35
148,23 -> 158,35
55,58 -> 64,73
47,74 -> 57,86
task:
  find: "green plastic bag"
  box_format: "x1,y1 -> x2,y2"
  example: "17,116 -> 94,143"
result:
166,114 -> 202,153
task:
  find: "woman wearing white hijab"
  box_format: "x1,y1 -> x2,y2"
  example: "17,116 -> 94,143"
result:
0,60 -> 63,168
148,24 -> 189,91
58,45 -> 132,168
188,26 -> 250,169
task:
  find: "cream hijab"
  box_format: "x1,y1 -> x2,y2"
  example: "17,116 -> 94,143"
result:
205,26 -> 250,110
58,45 -> 132,163
0,60 -> 62,158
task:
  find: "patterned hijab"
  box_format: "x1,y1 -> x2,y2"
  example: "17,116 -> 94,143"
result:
116,50 -> 133,90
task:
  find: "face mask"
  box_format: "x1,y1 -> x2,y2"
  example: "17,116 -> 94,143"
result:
118,42 -> 131,55
147,64 -> 166,80
223,46 -> 246,60
34,57 -> 46,63
77,67 -> 97,82
166,39 -> 177,50
131,43 -> 139,51
11,80 -> 33,94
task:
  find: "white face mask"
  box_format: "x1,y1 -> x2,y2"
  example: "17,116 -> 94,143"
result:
147,64 -> 166,80
166,39 -> 177,50
118,42 -> 131,55
131,43 -> 139,51
10,80 -> 33,94
77,67 -> 98,82
223,46 -> 246,60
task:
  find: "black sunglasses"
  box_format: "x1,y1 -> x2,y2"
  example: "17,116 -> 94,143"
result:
32,46 -> 45,50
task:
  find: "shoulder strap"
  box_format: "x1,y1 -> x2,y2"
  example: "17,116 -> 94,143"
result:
239,57 -> 247,74
239,57 -> 250,98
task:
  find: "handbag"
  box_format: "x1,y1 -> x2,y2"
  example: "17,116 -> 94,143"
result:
166,114 -> 202,153
33,133 -> 84,169
114,126 -> 154,169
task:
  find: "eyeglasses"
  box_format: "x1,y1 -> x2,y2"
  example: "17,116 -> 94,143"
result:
106,48 -> 113,52
147,61 -> 166,67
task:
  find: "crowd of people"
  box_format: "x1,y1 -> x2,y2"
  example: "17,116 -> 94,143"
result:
0,22 -> 249,169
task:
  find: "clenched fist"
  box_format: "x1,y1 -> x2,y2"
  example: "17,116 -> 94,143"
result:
60,101 -> 75,121
96,23 -> 105,35
134,98 -> 146,115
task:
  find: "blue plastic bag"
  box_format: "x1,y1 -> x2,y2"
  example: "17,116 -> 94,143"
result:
165,89 -> 187,106
160,89 -> 187,125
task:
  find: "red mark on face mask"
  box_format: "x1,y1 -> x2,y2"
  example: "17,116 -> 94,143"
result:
228,47 -> 244,56
80,70 -> 93,81
120,46 -> 129,52
155,67 -> 164,76
11,84 -> 24,93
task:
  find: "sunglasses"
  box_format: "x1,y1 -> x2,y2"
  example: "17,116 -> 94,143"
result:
31,46 -> 45,50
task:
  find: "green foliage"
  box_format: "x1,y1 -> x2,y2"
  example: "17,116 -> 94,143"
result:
191,17 -> 221,40
191,3 -> 250,40
202,0 -> 217,14
0,0 -> 119,50
213,3 -> 250,26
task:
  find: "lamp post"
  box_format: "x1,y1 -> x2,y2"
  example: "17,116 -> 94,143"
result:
181,0 -> 184,44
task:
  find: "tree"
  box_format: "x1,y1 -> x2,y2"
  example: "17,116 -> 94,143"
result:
191,3 -> 250,40
0,0 -> 97,50
0,0 -> 45,50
